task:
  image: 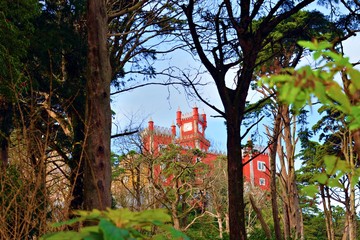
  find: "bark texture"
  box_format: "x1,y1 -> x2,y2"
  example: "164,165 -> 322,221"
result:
83,0 -> 112,210
278,107 -> 303,240
269,109 -> 282,240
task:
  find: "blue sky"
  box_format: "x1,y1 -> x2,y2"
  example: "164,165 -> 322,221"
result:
111,35 -> 360,154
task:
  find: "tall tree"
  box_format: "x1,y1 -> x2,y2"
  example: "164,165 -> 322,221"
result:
261,38 -> 360,240
180,1 -> 317,238
0,0 -> 38,168
83,0 -> 112,210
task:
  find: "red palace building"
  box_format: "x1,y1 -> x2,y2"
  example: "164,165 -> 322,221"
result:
141,107 -> 270,191
242,143 -> 271,191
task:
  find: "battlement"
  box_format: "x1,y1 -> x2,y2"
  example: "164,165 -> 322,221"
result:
242,145 -> 269,156
142,125 -> 173,137
179,133 -> 210,144
181,112 -> 193,119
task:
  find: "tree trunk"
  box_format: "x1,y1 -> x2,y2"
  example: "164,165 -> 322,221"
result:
83,0 -> 112,211
226,113 -> 246,240
249,194 -> 272,239
135,166 -> 141,211
321,185 -> 335,240
348,177 -> 356,240
171,193 -> 180,230
172,213 -> 181,230
270,109 -> 282,240
216,211 -> 224,239
276,106 -> 303,240
225,213 -> 230,234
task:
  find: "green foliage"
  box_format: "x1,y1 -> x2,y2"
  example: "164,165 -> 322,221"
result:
0,0 -> 39,97
300,154 -> 355,196
259,40 -> 360,129
41,208 -> 189,240
158,144 -> 209,180
248,228 -> 275,240
185,214 -> 228,240
302,212 -> 327,240
260,39 -> 360,196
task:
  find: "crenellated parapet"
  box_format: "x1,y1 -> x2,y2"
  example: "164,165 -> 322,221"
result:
177,133 -> 210,145
142,118 -> 175,138
176,107 -> 207,129
143,107 -> 211,153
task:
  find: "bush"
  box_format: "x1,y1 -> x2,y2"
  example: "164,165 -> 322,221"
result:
41,208 -> 189,240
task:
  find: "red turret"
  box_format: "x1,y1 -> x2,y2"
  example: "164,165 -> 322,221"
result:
148,118 -> 154,131
201,111 -> 207,130
193,107 -> 199,120
171,122 -> 176,137
176,108 -> 182,127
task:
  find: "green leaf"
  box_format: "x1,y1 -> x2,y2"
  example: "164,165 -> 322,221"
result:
52,217 -> 83,227
324,155 -> 338,175
348,69 -> 360,89
298,40 -> 317,50
75,209 -> 103,219
327,178 -> 342,188
99,219 -> 131,240
313,51 -> 321,60
79,226 -> 100,235
322,51 -> 343,63
83,232 -> 103,240
136,209 -> 171,223
335,159 -> 350,173
314,172 -> 328,184
41,231 -> 88,240
301,185 -> 318,198
350,173 -> 360,188
326,83 -> 351,113
159,225 -> 190,240
317,41 -> 332,50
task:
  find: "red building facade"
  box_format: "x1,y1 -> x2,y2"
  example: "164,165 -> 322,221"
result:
141,107 -> 270,191
242,144 -> 271,191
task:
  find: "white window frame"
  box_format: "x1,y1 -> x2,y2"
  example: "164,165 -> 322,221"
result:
158,144 -> 166,151
259,178 -> 266,186
257,161 -> 266,172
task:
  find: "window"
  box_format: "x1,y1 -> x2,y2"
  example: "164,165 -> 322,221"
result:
259,178 -> 266,186
158,144 -> 166,151
257,161 -> 266,171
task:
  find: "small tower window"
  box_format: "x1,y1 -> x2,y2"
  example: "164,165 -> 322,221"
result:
257,161 -> 266,171
259,178 -> 266,186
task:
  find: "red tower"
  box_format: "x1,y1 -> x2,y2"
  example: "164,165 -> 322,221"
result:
141,117 -> 176,155
176,107 -> 210,151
